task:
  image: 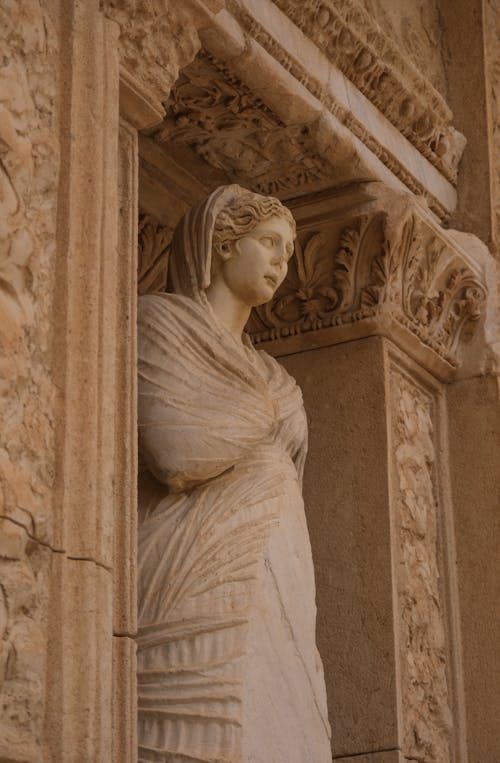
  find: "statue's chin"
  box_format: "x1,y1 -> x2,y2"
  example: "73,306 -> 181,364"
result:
247,286 -> 279,308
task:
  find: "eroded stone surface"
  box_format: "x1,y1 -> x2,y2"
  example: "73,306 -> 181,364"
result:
102,0 -> 202,105
360,0 -> 448,97
0,528 -> 51,763
0,1 -> 59,759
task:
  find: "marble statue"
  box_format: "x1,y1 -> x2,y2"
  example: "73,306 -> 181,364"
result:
136,184 -> 331,763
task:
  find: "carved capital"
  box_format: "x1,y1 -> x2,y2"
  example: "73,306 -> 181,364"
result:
247,183 -> 489,379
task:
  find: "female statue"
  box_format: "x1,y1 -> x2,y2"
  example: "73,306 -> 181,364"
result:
137,184 -> 331,763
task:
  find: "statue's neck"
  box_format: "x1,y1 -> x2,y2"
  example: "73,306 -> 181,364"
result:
205,280 -> 251,342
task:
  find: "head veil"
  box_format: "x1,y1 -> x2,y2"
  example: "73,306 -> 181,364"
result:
167,184 -> 245,301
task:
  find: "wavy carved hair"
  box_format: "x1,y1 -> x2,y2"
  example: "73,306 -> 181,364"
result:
211,191 -> 296,275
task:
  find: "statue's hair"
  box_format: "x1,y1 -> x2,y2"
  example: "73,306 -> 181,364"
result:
211,191 -> 296,273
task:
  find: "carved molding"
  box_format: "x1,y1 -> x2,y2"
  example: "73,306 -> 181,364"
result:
239,0 -> 464,186
247,185 -> 487,376
153,51 -> 336,197
223,1 -> 453,219
389,365 -> 452,761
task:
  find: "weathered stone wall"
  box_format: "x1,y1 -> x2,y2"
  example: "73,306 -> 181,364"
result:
0,1 -> 59,761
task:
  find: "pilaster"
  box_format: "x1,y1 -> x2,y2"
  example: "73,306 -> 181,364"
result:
47,3 -> 121,759
446,375 -> 500,762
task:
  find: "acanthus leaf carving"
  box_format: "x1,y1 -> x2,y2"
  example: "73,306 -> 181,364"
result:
152,52 -> 336,198
248,202 -> 487,370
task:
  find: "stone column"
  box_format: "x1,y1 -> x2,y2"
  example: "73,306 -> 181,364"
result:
248,181 -> 492,762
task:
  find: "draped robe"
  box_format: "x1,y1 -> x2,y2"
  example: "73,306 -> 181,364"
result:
137,185 -> 331,763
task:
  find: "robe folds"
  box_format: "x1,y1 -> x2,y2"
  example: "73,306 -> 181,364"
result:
137,292 -> 331,763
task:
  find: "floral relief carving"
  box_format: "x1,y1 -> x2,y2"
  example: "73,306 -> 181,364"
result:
152,52 -> 335,197
137,214 -> 172,295
248,215 -> 384,339
247,209 -> 486,368
390,369 -> 452,761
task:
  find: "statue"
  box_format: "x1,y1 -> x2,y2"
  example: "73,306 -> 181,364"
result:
137,185 -> 331,763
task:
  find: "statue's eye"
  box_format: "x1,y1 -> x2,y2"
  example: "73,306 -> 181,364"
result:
259,236 -> 275,248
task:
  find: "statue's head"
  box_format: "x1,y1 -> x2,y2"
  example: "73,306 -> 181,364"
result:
210,189 -> 296,307
167,184 -> 296,306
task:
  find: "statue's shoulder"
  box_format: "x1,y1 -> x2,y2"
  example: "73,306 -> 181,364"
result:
138,292 -> 201,323
138,291 -> 189,312
254,345 -> 299,389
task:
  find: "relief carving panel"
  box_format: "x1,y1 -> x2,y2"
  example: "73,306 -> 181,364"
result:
389,366 -> 452,761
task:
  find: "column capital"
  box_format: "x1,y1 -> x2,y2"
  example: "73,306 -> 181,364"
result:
248,182 -> 491,380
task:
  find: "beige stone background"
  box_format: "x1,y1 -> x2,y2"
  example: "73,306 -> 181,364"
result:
1,1 -> 499,761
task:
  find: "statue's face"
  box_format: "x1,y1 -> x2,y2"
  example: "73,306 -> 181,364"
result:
220,216 -> 295,307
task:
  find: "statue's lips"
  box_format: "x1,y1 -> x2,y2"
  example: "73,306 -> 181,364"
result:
264,274 -> 279,287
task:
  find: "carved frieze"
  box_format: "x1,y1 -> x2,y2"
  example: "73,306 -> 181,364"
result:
389,365 -> 452,761
247,185 -> 487,377
250,0 -> 464,185
152,52 -> 336,197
